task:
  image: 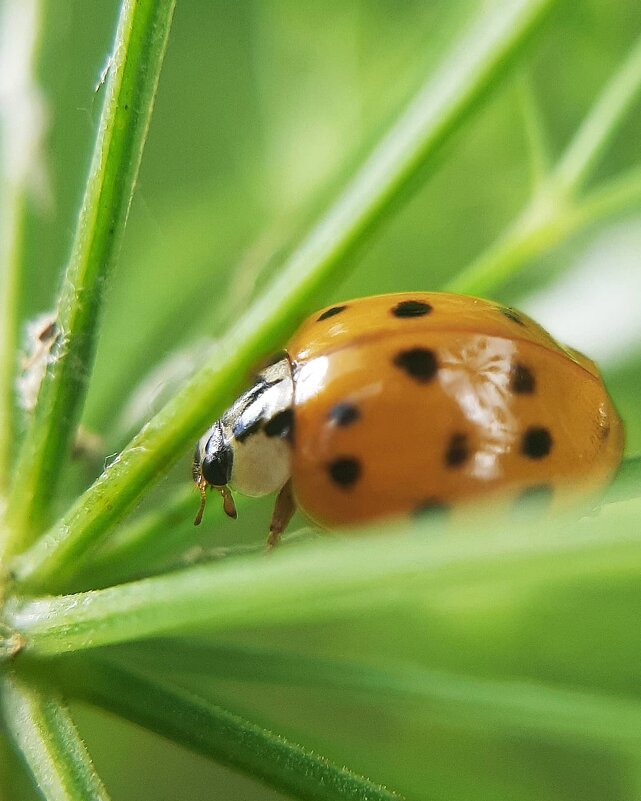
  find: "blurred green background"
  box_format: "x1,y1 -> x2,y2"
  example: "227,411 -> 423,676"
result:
14,0 -> 641,798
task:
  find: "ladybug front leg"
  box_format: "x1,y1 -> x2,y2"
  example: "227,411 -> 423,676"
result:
267,480 -> 296,549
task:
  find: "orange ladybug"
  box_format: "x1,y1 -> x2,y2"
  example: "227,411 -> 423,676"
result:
192,292 -> 624,545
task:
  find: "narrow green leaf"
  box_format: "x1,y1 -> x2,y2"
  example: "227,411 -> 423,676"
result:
56,658 -> 403,801
12,0 -> 559,592
3,0 -> 176,555
0,671 -> 110,801
117,639 -> 641,753
571,164 -> 641,230
446,162 -> 641,295
8,501 -> 641,658
448,32 -> 641,296
0,729 -> 14,801
514,70 -> 551,190
0,0 -> 46,493
76,451 -> 639,593
69,486 -> 200,590
554,31 -> 641,196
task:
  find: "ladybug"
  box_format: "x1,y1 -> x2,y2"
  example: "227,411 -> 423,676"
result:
192,292 -> 624,546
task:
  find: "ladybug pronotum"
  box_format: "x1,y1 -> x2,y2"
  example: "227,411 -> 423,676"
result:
192,292 -> 624,546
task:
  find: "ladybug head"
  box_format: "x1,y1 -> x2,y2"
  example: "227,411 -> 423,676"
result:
192,357 -> 294,525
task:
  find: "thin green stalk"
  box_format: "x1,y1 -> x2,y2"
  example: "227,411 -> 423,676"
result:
0,194 -> 25,495
11,0 -> 558,592
8,501 -> 641,658
78,451 -> 641,594
446,162 -> 641,295
445,190 -> 573,293
118,639 -> 641,753
0,0 -> 45,493
0,730 -> 13,801
0,671 -> 110,801
514,71 -> 551,190
554,31 -> 641,196
448,32 -> 641,295
3,0 -> 176,556
70,486 -> 199,589
56,658 -> 403,801
68,487 -> 253,592
572,164 -> 641,229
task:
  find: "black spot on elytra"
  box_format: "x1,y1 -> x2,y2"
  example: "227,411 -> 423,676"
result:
445,433 -> 469,468
393,348 -> 438,383
514,484 -> 554,514
413,498 -> 450,518
37,321 -> 58,343
501,306 -> 526,326
264,408 -> 294,441
232,416 -> 262,443
328,457 -> 361,488
328,402 -> 360,427
317,305 -> 347,321
392,299 -> 432,318
521,426 -> 552,459
510,362 -> 535,394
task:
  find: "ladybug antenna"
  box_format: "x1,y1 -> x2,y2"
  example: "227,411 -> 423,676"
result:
194,479 -> 207,526
219,485 -> 237,519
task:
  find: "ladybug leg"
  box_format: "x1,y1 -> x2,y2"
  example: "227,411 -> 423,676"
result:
193,478 -> 208,526
267,480 -> 295,549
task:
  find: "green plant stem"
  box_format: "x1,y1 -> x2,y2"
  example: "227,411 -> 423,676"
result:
554,32 -> 641,196
0,729 -> 13,801
8,500 -> 641,658
0,671 -> 110,801
71,486 -> 201,588
54,658 -> 403,801
69,489 -> 257,592
2,0 -> 176,557
0,195 -> 25,496
514,71 -> 551,190
448,31 -> 641,295
10,0 -> 558,592
71,484 -> 199,587
118,639 -> 641,753
572,164 -> 641,228
77,447 -> 640,593
445,163 -> 641,295
0,0 -> 45,495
